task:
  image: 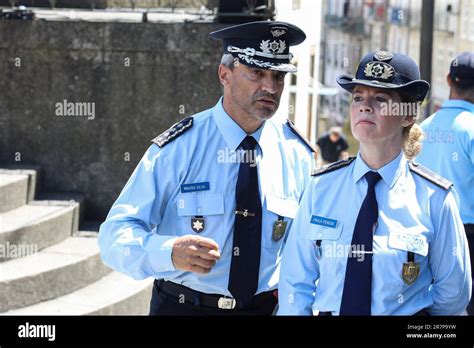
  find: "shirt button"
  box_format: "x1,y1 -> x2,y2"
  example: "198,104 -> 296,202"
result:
197,207 -> 202,213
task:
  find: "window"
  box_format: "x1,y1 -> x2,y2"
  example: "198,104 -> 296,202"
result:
293,0 -> 301,10
289,93 -> 297,123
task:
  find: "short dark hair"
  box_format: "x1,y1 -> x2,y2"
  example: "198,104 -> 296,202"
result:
220,53 -> 236,71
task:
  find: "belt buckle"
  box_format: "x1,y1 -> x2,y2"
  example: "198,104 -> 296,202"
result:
217,297 -> 236,310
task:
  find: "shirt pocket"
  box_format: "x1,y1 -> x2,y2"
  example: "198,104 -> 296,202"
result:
176,193 -> 225,250
306,222 -> 344,285
263,194 -> 299,249
307,222 -> 344,260
307,222 -> 344,241
384,227 -> 430,293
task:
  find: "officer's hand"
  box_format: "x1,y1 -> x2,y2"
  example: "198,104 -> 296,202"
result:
171,235 -> 221,274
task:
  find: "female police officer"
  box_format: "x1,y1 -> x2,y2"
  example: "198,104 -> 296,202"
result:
278,51 -> 472,315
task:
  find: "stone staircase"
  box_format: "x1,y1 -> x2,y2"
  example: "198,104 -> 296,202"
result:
0,167 -> 153,315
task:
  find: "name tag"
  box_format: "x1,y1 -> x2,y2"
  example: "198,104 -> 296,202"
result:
310,215 -> 338,229
388,229 -> 429,256
180,182 -> 210,193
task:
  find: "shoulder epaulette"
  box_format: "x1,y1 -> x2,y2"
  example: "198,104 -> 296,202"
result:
311,157 -> 356,176
152,117 -> 193,148
285,119 -> 317,153
409,161 -> 453,190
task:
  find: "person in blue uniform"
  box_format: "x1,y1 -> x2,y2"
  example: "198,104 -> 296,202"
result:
278,51 -> 472,316
98,21 -> 315,316
415,51 -> 474,315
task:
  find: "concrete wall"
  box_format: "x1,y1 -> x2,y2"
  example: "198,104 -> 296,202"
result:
108,0 -> 208,8
0,19 -> 224,221
0,0 -> 208,9
0,0 -> 108,8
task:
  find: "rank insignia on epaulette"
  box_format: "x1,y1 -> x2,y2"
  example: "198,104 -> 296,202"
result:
286,119 -> 317,153
311,157 -> 356,176
408,161 -> 453,190
152,116 -> 193,148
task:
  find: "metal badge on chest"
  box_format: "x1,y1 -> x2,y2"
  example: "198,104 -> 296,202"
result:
191,216 -> 205,233
402,252 -> 420,285
272,216 -> 287,242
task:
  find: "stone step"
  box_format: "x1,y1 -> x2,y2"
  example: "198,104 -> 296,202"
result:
0,167 -> 40,210
0,201 -> 79,262
36,192 -> 86,230
0,173 -> 29,213
0,232 -> 111,313
3,272 -> 153,315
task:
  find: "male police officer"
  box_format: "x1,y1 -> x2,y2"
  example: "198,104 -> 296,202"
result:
416,51 -> 474,314
98,21 -> 315,315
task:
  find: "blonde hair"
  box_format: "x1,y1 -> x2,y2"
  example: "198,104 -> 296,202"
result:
403,123 -> 423,160
397,92 -> 424,160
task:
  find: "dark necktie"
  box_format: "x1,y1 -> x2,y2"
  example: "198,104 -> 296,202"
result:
339,171 -> 382,315
228,136 -> 262,308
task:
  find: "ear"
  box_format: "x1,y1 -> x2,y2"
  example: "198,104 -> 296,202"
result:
447,74 -> 453,87
218,64 -> 232,88
401,115 -> 415,128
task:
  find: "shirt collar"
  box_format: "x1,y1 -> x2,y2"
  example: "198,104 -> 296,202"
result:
441,99 -> 474,113
352,150 -> 406,188
212,97 -> 267,151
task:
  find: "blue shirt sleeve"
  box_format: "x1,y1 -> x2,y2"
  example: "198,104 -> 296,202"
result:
278,181 -> 320,315
466,125 -> 474,165
428,189 -> 472,315
98,145 -> 178,280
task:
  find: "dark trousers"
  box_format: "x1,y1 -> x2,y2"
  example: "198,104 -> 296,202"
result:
465,224 -> 474,315
149,280 -> 277,316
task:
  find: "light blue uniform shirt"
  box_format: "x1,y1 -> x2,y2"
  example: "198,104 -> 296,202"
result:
278,151 -> 472,315
98,98 -> 314,296
416,100 -> 474,224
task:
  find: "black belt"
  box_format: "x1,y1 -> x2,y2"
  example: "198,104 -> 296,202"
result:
154,279 -> 276,310
318,308 -> 430,316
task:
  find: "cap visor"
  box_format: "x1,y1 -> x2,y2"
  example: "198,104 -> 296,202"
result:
336,75 -> 430,101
